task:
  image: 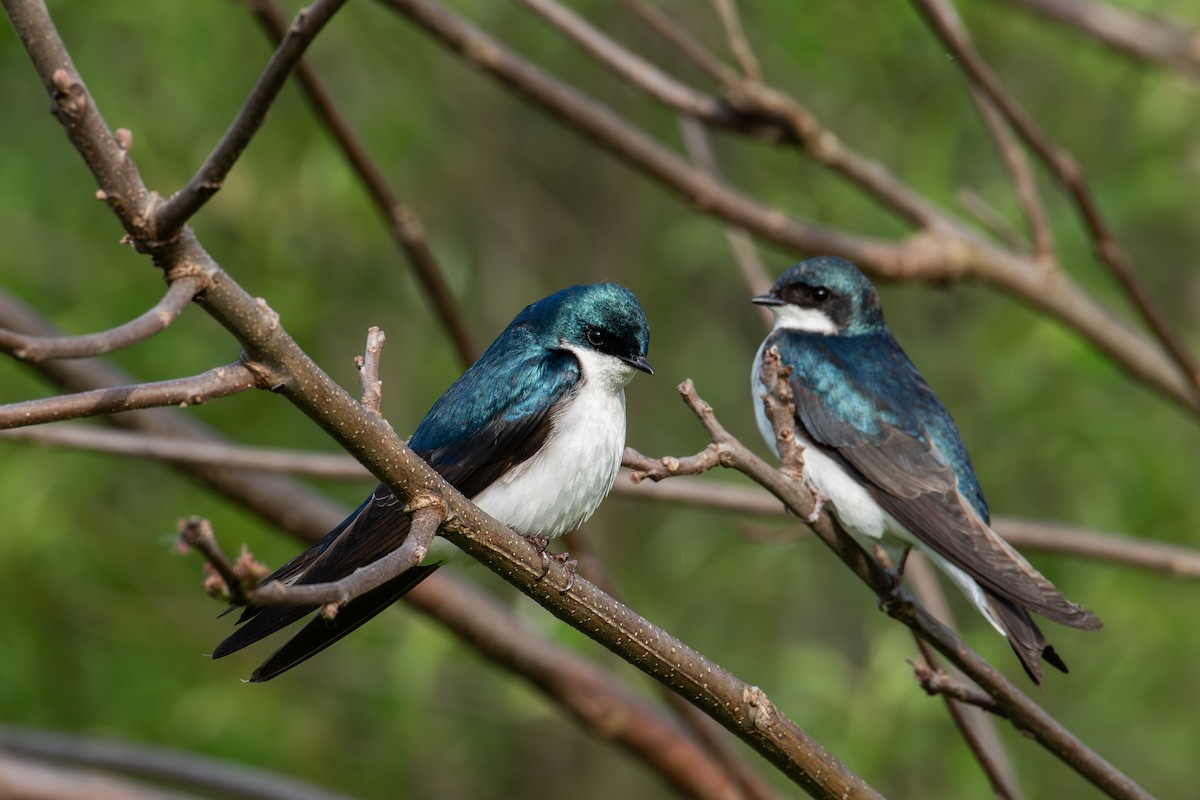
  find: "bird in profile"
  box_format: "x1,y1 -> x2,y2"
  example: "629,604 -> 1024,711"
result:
750,256 -> 1100,683
214,283 -> 652,681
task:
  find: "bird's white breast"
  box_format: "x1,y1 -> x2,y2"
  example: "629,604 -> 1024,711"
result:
471,346 -> 633,539
752,339 -> 890,545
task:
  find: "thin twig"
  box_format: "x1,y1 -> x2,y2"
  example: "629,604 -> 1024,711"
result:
932,0 -> 1055,266
153,0 -> 351,237
618,0 -> 736,83
519,0 -> 770,137
623,444 -> 723,482
0,754 -> 205,800
182,504 -> 443,611
957,188 -> 1028,253
0,275 -> 204,362
247,0 -> 478,365
711,0 -> 761,80
678,115 -> 774,329
993,518 -> 1200,579
910,657 -> 1009,719
908,556 -> 1023,799
995,0 -> 1200,80
0,424 -> 370,479
355,326 -> 385,415
968,90 -> 1055,266
0,362 -> 259,429
913,0 -> 1200,398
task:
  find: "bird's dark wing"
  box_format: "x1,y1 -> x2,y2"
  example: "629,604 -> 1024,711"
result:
408,347 -> 582,498
213,348 -> 583,676
776,331 -> 1100,630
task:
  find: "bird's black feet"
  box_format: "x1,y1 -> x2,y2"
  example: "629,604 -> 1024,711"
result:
555,553 -> 579,593
528,536 -> 551,580
875,548 -> 911,614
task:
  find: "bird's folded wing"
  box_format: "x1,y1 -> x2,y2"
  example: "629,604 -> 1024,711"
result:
792,383 -> 1100,630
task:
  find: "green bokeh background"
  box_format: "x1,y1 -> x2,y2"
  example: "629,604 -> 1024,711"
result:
1,1 -> 1198,798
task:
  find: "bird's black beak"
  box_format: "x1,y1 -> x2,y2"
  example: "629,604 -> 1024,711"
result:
622,354 -> 654,375
751,291 -> 783,306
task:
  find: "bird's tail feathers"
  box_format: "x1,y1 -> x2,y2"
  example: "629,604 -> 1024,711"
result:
968,519 -> 1104,633
986,590 -> 1069,685
247,565 -> 441,682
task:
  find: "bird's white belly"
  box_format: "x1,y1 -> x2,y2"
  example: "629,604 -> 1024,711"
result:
472,385 -> 626,538
752,355 -> 889,546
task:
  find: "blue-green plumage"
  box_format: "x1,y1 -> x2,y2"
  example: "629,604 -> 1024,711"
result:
765,328 -> 989,523
752,256 -> 1099,683
214,283 -> 651,681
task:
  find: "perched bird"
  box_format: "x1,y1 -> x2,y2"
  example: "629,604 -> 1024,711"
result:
214,283 -> 652,681
750,256 -> 1100,683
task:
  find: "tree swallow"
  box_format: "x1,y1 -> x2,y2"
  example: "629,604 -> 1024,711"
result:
750,256 -> 1100,683
214,283 -> 652,681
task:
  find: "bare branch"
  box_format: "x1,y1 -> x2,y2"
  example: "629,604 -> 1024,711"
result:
996,0 -> 1200,80
0,424 -> 370,479
678,115 -> 774,330
153,0 -> 351,237
0,363 -> 258,430
913,0 -> 1200,398
993,518 -> 1200,579
355,326 -> 385,414
561,530 -> 783,800
623,444 -> 723,482
711,0 -> 761,80
519,0 -> 772,138
911,658 -> 1009,719
618,0 -> 737,83
247,0 -> 478,365
0,275 -> 204,362
908,556 -> 1023,799
968,89 -> 1055,266
0,724 -> 361,800
0,754 -> 205,800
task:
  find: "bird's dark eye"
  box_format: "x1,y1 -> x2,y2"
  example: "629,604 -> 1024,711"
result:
586,327 -> 610,350
809,286 -> 831,303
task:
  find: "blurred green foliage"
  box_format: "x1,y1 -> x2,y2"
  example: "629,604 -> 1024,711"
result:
1,1 -> 1198,798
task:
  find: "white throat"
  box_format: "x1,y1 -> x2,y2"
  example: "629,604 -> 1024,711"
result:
770,304 -> 838,335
